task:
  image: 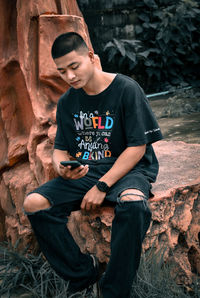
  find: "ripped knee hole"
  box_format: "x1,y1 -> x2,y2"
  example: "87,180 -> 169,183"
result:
119,192 -> 146,202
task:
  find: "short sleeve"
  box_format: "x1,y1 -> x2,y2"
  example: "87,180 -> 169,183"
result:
123,81 -> 163,146
54,102 -> 69,151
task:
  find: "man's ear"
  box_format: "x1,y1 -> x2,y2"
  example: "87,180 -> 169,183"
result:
88,50 -> 95,63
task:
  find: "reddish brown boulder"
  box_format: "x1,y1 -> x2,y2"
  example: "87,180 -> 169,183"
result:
68,141 -> 200,284
0,162 -> 39,250
0,0 -> 92,241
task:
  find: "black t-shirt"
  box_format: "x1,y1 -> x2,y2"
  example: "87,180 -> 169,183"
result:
54,74 -> 163,182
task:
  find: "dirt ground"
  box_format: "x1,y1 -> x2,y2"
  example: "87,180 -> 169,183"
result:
150,97 -> 200,144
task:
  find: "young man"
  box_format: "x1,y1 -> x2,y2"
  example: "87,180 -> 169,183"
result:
23,32 -> 163,298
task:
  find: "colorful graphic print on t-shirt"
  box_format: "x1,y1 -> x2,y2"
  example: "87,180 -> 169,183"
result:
73,110 -> 115,160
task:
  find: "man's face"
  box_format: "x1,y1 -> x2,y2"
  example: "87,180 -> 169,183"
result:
54,49 -> 94,89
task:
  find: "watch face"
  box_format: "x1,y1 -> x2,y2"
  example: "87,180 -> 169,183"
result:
96,181 -> 109,193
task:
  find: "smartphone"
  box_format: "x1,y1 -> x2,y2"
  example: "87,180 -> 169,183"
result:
60,160 -> 82,169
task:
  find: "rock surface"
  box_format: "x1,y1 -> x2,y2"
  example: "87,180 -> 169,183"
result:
0,0 -> 199,288
68,141 -> 200,284
0,0 -> 90,242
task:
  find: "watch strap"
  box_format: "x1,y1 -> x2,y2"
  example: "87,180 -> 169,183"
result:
96,181 -> 110,193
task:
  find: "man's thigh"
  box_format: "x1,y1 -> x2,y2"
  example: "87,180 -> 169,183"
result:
106,171 -> 151,203
28,175 -> 97,208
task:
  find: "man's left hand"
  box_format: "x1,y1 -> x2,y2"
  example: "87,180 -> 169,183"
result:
81,186 -> 106,211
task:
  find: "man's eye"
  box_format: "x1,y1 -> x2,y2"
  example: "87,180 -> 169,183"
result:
72,65 -> 79,70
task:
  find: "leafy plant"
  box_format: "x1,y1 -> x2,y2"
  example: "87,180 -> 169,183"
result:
104,38 -> 148,71
103,0 -> 200,92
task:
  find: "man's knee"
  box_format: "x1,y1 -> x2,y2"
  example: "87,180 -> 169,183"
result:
118,188 -> 151,229
119,189 -> 146,202
23,193 -> 51,213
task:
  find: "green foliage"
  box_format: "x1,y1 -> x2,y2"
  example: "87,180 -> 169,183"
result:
0,241 -> 199,297
0,242 -> 71,297
104,39 -> 149,70
131,246 -> 190,298
103,0 -> 200,92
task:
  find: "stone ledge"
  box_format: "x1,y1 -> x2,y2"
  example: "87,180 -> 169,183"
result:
67,141 -> 200,284
152,140 -> 200,193
68,180 -> 200,285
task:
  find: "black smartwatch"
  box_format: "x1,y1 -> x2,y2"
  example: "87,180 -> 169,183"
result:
96,181 -> 110,193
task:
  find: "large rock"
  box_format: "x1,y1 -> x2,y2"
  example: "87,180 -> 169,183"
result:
68,141 -> 200,284
0,163 -> 39,250
0,0 -> 92,241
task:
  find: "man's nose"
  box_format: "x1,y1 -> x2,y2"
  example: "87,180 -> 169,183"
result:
67,70 -> 76,81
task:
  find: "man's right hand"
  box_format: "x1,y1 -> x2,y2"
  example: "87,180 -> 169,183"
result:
58,163 -> 89,180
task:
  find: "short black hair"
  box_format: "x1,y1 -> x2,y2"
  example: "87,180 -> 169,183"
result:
51,32 -> 88,59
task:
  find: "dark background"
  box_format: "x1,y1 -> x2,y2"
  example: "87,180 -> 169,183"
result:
77,0 -> 200,93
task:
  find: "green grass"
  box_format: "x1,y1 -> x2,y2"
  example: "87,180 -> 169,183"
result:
0,241 -> 199,297
0,241 -> 72,297
131,246 -> 199,298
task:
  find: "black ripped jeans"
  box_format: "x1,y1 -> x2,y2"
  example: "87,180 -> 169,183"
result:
26,161 -> 152,297
27,196 -> 151,297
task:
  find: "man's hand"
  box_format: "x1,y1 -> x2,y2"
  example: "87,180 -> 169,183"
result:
59,163 -> 89,180
81,186 -> 106,211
